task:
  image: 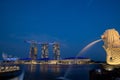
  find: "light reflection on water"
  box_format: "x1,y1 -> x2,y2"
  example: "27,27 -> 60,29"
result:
9,64 -> 99,80
28,64 -> 36,72
40,64 -> 49,73
27,64 -> 61,73
7,64 -> 120,80
23,64 -> 64,80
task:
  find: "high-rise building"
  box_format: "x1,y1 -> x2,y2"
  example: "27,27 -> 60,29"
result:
41,43 -> 49,58
53,43 -> 60,60
29,41 -> 38,60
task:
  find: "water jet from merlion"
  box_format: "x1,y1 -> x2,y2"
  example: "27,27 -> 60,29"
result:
76,39 -> 102,57
64,39 -> 102,79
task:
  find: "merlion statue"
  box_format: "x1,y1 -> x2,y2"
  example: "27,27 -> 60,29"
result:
101,29 -> 120,65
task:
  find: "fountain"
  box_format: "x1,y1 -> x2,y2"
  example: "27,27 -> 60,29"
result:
63,39 -> 102,80
59,28 -> 120,80
76,39 -> 102,57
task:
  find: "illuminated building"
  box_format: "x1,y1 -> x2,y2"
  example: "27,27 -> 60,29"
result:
53,42 -> 60,60
41,43 -> 49,58
27,41 -> 38,60
25,40 -> 38,60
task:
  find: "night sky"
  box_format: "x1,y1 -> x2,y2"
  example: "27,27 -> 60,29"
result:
0,0 -> 120,61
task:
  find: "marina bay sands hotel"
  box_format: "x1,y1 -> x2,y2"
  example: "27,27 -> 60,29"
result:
3,40 -> 90,64
25,40 -> 60,60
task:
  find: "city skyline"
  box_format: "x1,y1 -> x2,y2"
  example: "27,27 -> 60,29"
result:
1,0 -> 120,61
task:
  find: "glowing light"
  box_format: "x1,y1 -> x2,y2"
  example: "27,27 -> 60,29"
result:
102,29 -> 120,65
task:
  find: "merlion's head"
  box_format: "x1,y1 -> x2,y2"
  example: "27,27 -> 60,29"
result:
101,29 -> 120,48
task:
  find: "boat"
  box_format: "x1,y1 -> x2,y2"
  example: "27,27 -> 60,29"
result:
0,65 -> 22,79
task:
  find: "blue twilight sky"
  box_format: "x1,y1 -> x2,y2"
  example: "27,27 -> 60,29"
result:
0,0 -> 120,61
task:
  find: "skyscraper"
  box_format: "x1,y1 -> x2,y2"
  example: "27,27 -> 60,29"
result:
41,43 -> 49,58
29,41 -> 38,60
53,43 -> 60,60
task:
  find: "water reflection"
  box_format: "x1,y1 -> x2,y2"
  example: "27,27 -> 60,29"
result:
40,64 -> 61,73
23,64 -> 64,80
50,65 -> 60,73
5,64 -> 120,80
40,64 -> 49,73
28,64 -> 36,72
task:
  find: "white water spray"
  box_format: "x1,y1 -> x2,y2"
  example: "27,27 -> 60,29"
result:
77,39 -> 102,57
64,39 -> 102,79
